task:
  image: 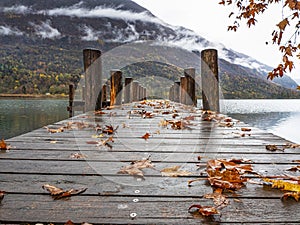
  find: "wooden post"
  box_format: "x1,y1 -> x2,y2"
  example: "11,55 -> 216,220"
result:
83,49 -> 102,111
169,84 -> 174,101
132,81 -> 139,102
110,70 -> 123,106
124,77 -> 133,103
139,85 -> 144,101
180,76 -> 187,105
101,84 -> 107,107
184,68 -> 196,106
143,87 -> 147,100
201,49 -> 219,112
67,84 -> 74,117
174,81 -> 180,103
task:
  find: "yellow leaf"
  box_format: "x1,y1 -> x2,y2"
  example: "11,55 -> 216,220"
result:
263,178 -> 300,192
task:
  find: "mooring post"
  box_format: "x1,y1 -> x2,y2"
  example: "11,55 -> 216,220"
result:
174,81 -> 180,103
184,68 -> 196,106
101,84 -> 107,107
143,87 -> 147,100
169,84 -> 174,101
132,81 -> 139,102
67,84 -> 74,117
201,49 -> 219,112
124,77 -> 133,103
180,76 -> 188,104
83,49 -> 102,111
110,70 -> 123,106
139,86 -> 144,101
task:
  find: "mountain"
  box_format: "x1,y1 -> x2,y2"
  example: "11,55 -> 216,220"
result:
0,0 -> 299,98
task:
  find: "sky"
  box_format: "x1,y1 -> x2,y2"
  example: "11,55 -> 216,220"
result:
132,0 -> 300,80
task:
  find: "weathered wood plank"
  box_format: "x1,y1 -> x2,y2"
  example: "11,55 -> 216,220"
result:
1,195 -> 300,224
0,173 -> 294,199
2,150 -> 300,164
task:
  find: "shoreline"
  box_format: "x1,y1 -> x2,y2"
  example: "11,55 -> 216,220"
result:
0,93 -> 68,99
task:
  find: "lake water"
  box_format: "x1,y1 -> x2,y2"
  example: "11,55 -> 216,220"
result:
0,98 -> 300,144
0,98 -> 68,140
220,99 -> 300,144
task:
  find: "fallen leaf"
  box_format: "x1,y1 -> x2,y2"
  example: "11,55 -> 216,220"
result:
287,165 -> 300,172
161,166 -> 192,177
102,125 -> 118,135
141,132 -> 151,140
94,110 -> 106,115
0,191 -> 5,203
42,184 -> 87,200
241,128 -> 252,132
44,126 -> 64,133
42,184 -> 64,196
65,220 -> 75,225
263,178 -> 300,192
266,144 -> 284,152
0,139 -> 10,150
118,157 -> 154,178
281,192 -> 300,201
70,153 -> 87,159
188,204 -> 219,216
204,188 -> 229,209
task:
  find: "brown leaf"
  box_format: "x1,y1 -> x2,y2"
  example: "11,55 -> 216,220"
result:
0,139 -> 10,150
0,190 -> 5,203
204,188 -> 229,209
287,165 -> 300,172
277,18 -> 289,31
281,192 -> 300,201
42,184 -> 87,200
44,126 -> 64,133
102,125 -> 118,135
160,166 -> 192,177
189,204 -> 219,216
65,220 -> 75,225
141,132 -> 151,140
70,153 -> 87,159
266,144 -> 284,152
118,157 -> 154,178
42,184 -> 65,196
241,128 -> 251,132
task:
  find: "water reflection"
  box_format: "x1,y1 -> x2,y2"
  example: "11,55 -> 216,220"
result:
0,99 -> 68,139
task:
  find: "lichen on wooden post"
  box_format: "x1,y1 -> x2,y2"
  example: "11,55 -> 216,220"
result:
201,49 -> 219,112
110,70 -> 123,106
83,49 -> 102,111
184,68 -> 196,106
124,77 -> 133,103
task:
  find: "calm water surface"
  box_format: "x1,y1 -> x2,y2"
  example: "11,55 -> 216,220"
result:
1,99 -> 300,144
220,99 -> 300,144
0,98 -> 68,139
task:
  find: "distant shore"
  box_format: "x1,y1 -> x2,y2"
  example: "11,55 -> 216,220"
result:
0,93 -> 68,99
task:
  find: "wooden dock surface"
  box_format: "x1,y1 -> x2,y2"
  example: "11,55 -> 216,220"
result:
1,100 -> 300,224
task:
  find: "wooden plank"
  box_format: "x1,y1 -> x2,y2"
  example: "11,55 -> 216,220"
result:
0,173 -> 295,199
0,159 -> 296,177
1,195 -> 300,224
2,149 -> 300,164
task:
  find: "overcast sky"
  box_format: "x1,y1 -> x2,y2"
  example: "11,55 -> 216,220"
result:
132,0 -> 300,79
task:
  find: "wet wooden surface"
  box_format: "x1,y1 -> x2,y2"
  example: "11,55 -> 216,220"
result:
1,100 -> 300,224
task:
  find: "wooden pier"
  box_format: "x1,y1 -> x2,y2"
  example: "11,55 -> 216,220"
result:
2,48 -> 300,224
1,99 -> 300,224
